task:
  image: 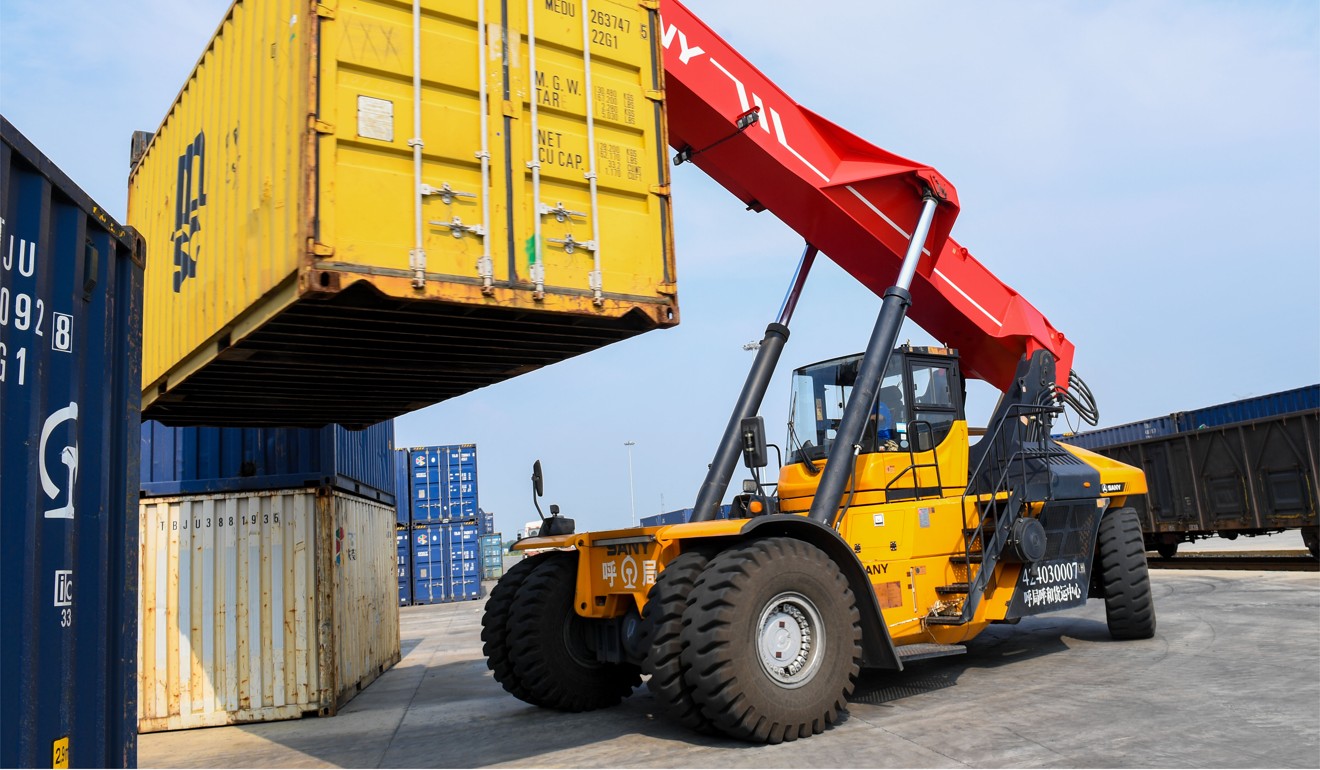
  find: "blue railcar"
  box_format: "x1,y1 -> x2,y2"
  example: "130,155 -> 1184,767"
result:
1177,384 -> 1319,432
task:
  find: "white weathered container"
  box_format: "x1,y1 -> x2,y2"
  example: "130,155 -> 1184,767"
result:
138,488 -> 399,732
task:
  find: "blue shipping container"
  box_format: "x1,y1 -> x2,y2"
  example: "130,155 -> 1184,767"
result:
140,419 -> 395,503
1,117 -> 142,769
397,528 -> 412,606
408,444 -> 479,524
640,504 -> 733,527
411,521 -> 483,604
394,449 -> 410,527
1177,384 -> 1319,432
480,509 -> 495,535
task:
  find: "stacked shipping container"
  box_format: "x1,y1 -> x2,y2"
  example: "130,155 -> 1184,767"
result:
396,444 -> 486,605
480,534 -> 505,580
409,444 -> 479,522
136,422 -> 400,732
413,521 -> 483,604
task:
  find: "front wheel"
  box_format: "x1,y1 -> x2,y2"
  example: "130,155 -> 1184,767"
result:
1096,508 -> 1157,640
680,538 -> 861,743
505,553 -> 641,711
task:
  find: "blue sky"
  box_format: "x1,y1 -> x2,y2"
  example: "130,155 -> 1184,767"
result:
3,0 -> 1317,537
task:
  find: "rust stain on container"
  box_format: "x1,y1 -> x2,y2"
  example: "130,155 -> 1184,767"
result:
129,0 -> 675,427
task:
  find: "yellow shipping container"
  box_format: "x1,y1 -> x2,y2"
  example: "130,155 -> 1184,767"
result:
130,0 -> 675,426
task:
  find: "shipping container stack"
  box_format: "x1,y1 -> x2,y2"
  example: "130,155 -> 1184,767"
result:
404,444 -> 486,605
136,420 -> 402,732
394,449 -> 412,605
480,534 -> 505,580
480,509 -> 496,535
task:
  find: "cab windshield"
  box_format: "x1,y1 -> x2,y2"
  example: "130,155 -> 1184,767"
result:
788,352 -> 958,461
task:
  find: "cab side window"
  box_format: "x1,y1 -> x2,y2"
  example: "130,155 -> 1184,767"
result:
910,363 -> 957,446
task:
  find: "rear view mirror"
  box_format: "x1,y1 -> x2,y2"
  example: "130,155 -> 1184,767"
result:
532,460 -> 544,497
740,416 -> 768,469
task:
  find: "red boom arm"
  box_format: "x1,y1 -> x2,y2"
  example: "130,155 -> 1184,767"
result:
660,0 -> 1074,391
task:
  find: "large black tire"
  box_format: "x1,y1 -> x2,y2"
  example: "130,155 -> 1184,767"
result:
481,552 -> 554,703
1096,508 -> 1157,640
639,551 -> 715,733
506,553 -> 641,711
1155,541 -> 1179,560
680,538 -> 861,744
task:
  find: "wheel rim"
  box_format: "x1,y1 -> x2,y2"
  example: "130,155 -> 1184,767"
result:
756,591 -> 825,689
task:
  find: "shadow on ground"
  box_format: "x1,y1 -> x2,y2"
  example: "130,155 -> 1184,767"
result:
231,615 -> 1113,767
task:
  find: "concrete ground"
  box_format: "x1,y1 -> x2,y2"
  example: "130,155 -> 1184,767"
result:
140,567 -> 1320,769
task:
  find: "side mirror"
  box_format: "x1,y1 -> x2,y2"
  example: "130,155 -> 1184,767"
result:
740,416 -> 768,469
532,460 -> 544,497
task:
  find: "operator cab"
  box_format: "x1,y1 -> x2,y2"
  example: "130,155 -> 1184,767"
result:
789,345 -> 965,464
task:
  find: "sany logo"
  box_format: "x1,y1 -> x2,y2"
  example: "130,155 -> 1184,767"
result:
40,402 -> 78,519
658,17 -> 829,183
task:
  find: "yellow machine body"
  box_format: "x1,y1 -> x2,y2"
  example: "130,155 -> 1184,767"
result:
515,418 -> 1147,653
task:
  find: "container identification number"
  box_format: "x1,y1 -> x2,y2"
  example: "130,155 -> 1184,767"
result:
0,217 -> 74,387
162,511 -> 282,531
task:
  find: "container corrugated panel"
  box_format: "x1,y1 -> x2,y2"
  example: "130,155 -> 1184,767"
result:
411,520 -> 483,604
128,0 -> 675,428
138,488 -> 400,732
408,444 -> 479,524
1,117 -> 144,769
1056,417 -> 1178,451
140,419 -> 395,502
1177,385 -> 1320,432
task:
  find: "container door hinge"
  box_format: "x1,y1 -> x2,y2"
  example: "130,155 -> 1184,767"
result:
644,89 -> 664,103
429,217 -> 487,239
316,2 -> 337,19
421,182 -> 477,205
656,282 -> 677,296
309,241 -> 335,258
545,233 -> 596,255
649,184 -> 671,197
502,100 -> 518,119
638,0 -> 659,10
309,117 -> 335,135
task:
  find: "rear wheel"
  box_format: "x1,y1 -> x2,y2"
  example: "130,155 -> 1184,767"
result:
481,552 -> 552,703
1096,508 -> 1157,640
639,551 -> 714,732
680,538 -> 861,743
506,553 -> 641,711
1155,542 -> 1178,559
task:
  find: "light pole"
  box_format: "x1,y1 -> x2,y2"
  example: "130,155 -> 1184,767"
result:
624,441 -> 637,527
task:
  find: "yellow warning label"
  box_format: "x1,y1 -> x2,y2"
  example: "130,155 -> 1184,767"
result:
53,736 -> 69,768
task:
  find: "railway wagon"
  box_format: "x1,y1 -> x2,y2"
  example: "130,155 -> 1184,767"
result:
1060,386 -> 1319,558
